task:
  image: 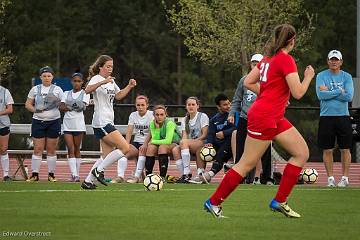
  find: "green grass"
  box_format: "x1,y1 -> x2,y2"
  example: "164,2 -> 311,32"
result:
0,182 -> 359,240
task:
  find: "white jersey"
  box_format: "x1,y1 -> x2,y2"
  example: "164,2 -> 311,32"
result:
180,112 -> 209,134
128,110 -> 153,143
61,90 -> 90,132
0,86 -> 14,128
27,84 -> 64,121
88,75 -> 120,128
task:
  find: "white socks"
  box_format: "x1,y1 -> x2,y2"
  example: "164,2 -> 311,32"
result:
68,158 -> 77,176
181,149 -> 191,175
197,168 -> 205,176
97,149 -> 124,172
76,158 -> 81,176
68,158 -> 81,177
0,154 -> 9,177
176,159 -> 184,175
117,157 -> 128,178
134,156 -> 146,178
47,155 -> 57,173
31,155 -> 42,173
85,157 -> 103,183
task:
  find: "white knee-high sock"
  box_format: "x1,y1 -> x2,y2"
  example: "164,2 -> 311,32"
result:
134,156 -> 146,178
175,159 -> 184,175
68,158 -> 77,176
76,158 -> 81,176
0,154 -> 9,176
47,155 -> 57,173
117,157 -> 128,178
31,155 -> 42,173
85,157 -> 103,183
97,149 -> 124,172
181,149 -> 191,175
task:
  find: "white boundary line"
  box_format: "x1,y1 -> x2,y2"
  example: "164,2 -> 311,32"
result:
0,188 -> 359,193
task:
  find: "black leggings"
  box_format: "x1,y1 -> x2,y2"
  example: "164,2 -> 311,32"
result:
210,137 -> 233,175
235,117 -> 272,183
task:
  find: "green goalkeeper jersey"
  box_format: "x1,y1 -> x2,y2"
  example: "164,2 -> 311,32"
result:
149,119 -> 180,145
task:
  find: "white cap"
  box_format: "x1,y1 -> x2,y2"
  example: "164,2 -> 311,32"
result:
327,50 -> 342,60
250,53 -> 263,62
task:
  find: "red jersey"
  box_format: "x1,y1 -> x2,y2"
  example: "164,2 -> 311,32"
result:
249,51 -> 297,120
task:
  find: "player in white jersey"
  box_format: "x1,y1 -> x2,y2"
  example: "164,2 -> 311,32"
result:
60,72 -> 90,182
0,86 -> 14,181
112,95 -> 153,183
81,55 -> 136,189
172,97 -> 209,183
25,66 -> 64,182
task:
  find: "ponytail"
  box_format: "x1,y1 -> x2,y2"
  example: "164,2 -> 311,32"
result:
266,24 -> 296,57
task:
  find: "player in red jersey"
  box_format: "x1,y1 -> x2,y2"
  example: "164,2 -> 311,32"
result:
204,24 -> 315,218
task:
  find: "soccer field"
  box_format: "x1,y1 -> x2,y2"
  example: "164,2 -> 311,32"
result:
0,183 -> 359,240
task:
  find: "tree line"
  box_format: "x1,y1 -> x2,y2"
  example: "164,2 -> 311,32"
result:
0,0 -> 357,108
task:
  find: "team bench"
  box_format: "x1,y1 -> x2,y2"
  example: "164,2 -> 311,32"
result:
8,119 -> 184,180
8,124 -> 128,180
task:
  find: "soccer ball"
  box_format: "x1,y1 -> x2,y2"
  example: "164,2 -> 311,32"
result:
143,174 -> 164,191
301,168 -> 318,184
200,146 -> 216,162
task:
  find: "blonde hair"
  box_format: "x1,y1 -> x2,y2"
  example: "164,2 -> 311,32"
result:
185,96 -> 200,134
153,104 -> 167,114
87,55 -> 113,81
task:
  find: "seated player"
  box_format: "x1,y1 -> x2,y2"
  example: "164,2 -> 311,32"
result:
145,105 -> 181,180
198,93 -> 236,183
112,95 -> 153,183
172,97 -> 209,183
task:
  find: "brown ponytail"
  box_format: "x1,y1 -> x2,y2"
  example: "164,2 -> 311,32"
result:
87,55 -> 113,81
266,24 -> 296,57
185,96 -> 200,135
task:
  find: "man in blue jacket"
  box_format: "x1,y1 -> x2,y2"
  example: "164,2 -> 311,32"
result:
200,93 -> 236,183
316,50 -> 354,187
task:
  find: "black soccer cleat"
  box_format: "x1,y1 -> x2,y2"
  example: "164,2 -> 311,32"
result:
91,168 -> 107,186
81,181 -> 97,190
3,176 -> 12,182
176,174 -> 192,184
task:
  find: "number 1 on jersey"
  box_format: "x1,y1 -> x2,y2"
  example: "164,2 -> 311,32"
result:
259,62 -> 269,82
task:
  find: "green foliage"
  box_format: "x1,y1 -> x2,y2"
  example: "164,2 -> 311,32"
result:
165,0 -> 314,73
0,0 -> 357,109
0,0 -> 14,82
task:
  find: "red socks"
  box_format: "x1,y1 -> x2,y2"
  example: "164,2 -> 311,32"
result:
275,163 -> 302,203
210,168 -> 243,206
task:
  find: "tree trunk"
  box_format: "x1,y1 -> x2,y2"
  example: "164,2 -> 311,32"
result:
176,35 -> 182,105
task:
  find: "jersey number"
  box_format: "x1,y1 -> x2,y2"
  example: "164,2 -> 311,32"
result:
259,62 -> 270,82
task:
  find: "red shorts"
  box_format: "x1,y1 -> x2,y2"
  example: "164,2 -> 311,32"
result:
247,116 -> 293,140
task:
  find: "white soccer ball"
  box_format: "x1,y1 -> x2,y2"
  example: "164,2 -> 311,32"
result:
200,146 -> 216,162
301,168 -> 318,184
143,173 -> 164,191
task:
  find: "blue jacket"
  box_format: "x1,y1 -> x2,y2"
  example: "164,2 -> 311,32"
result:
206,112 -> 235,146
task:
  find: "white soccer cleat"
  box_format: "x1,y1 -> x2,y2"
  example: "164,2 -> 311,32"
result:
200,172 -> 212,184
126,176 -> 140,184
337,178 -> 349,188
327,177 -> 336,187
